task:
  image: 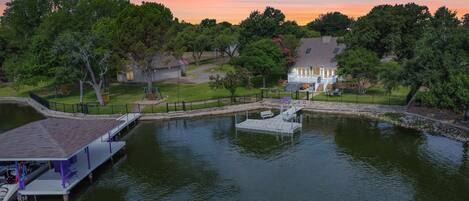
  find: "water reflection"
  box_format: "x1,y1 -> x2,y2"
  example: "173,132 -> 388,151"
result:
78,121 -> 235,201
58,114 -> 468,201
332,116 -> 469,201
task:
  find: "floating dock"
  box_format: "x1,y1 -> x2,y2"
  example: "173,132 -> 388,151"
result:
235,106 -> 303,135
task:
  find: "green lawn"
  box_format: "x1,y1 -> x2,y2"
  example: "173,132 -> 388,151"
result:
45,83 -> 145,105
158,82 -> 260,102
0,82 -> 51,97
0,81 -> 261,105
313,86 -> 409,105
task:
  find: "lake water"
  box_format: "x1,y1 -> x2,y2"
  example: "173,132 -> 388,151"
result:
65,114 -> 468,201
0,103 -> 44,134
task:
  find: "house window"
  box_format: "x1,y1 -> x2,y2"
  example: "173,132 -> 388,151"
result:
306,48 -> 311,54
126,70 -> 134,81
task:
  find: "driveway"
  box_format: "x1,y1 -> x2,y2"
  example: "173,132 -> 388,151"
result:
164,59 -> 228,84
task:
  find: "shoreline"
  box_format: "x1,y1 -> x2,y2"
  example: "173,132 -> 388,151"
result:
1,97 -> 467,142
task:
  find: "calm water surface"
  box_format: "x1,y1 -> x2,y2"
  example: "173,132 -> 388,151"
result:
0,103 -> 44,133
56,114 -> 468,201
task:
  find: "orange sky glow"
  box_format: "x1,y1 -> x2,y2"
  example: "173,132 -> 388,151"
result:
0,0 -> 468,25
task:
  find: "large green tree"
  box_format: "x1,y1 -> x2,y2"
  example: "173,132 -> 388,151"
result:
239,7 -> 285,48
113,2 -> 175,93
378,61 -> 404,94
337,48 -> 381,94
209,68 -> 252,101
0,0 -> 57,83
422,72 -> 469,116
213,27 -> 240,59
235,39 -> 286,88
175,25 -> 212,66
405,7 -> 469,111
279,20 -> 319,38
2,0 -> 129,86
343,3 -> 431,60
200,18 -> 217,28
1,0 -> 57,49
307,12 -> 352,36
54,31 -> 112,105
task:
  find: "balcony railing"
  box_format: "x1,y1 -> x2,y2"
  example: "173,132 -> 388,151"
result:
288,74 -> 337,84
288,74 -> 317,83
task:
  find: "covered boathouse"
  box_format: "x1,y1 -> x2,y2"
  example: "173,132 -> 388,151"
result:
0,117 -> 133,201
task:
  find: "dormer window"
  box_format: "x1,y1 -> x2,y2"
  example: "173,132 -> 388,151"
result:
306,48 -> 311,54
333,48 -> 340,54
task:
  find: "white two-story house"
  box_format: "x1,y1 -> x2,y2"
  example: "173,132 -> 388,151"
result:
286,36 -> 345,92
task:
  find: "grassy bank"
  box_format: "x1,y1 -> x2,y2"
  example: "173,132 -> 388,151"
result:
314,86 -> 409,105
1,81 -> 260,105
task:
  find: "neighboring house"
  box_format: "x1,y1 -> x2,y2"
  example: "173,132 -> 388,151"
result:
117,52 -> 220,83
117,53 -> 185,83
287,36 -> 345,92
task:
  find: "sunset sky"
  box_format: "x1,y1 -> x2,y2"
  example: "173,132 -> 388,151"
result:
1,0 -> 468,25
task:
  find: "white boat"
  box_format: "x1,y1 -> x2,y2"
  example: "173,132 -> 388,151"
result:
0,166 -> 17,201
0,184 -> 18,201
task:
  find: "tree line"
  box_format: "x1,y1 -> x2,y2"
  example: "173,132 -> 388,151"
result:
0,1 -> 467,115
0,1 -> 318,105
337,4 -> 469,115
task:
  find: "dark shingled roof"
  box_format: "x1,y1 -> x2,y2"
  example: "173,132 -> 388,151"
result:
0,118 -> 122,161
293,37 -> 346,68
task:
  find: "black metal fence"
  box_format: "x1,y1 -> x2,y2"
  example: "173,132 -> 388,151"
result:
30,89 -> 406,115
30,92 -> 262,115
261,89 -> 406,105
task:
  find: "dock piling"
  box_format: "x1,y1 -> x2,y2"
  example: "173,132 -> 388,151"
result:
63,194 -> 69,201
88,173 -> 93,183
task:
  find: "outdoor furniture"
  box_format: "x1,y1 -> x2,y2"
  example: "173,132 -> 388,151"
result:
333,89 -> 342,96
260,111 -> 274,119
0,186 -> 8,200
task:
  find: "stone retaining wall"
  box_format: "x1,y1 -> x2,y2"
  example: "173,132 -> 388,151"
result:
378,112 -> 469,142
0,97 -> 118,119
1,96 -> 467,142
